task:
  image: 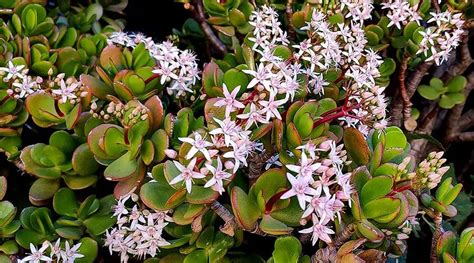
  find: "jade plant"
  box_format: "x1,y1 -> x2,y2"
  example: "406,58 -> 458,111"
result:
0,0 -> 472,262
417,76 -> 467,109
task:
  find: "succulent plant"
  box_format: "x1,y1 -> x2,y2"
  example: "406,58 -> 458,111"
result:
52,188 -> 116,239
0,0 -> 471,262
20,131 -> 100,204
417,76 -> 467,109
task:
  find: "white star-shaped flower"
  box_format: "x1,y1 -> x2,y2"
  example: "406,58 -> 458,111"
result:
179,132 -> 213,161
170,158 -> 206,193
213,84 -> 245,117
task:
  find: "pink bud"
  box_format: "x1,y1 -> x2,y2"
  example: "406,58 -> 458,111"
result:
200,167 -> 209,175
316,165 -> 329,173
319,141 -> 331,151
164,149 -> 177,159
224,161 -> 234,170
322,159 -> 332,166
326,167 -> 337,177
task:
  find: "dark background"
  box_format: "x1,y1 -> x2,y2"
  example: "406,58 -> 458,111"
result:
124,0 -> 187,40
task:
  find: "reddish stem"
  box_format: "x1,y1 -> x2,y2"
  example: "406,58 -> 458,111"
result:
265,190 -> 288,214
334,69 -> 348,84
145,73 -> 160,84
313,110 -> 347,128
124,127 -> 130,145
320,105 -> 344,117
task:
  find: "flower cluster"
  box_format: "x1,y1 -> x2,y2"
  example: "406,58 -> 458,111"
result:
382,1 -> 464,65
381,0 -> 422,29
299,9 -> 387,130
0,61 -> 87,104
170,123 -> 255,194
51,74 -> 87,104
280,139 -> 352,245
18,239 -> 83,263
107,32 -> 200,97
105,194 -> 172,262
340,0 -> 374,22
0,62 -> 41,99
411,151 -> 449,189
248,5 -> 289,53
418,11 -> 464,65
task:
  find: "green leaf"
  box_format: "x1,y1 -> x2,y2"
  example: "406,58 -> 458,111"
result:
379,58 -> 396,77
250,168 -> 287,202
75,237 -> 99,263
446,93 -> 465,104
229,8 -> 246,26
140,181 -> 186,211
83,215 -> 116,236
0,201 -> 16,228
439,95 -> 456,109
49,131 -> 76,155
29,178 -> 60,205
343,127 -> 370,165
184,249 -> 208,263
366,31 -> 379,46
186,186 -> 219,204
72,143 -> 100,176
430,78 -> 444,89
104,152 -> 139,181
259,215 -> 292,235
223,68 -> 249,95
384,126 -> 407,149
363,197 -> 400,219
272,236 -> 302,263
53,188 -> 78,217
403,21 -> 419,39
55,226 -> 83,240
196,226 -> 215,248
360,176 -> 393,205
446,76 -> 467,93
15,229 -> 44,249
418,85 -> 441,100
0,177 -> 7,201
230,187 -> 260,230
202,61 -> 224,98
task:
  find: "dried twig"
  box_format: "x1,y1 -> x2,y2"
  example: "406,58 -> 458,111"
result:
333,223 -> 356,246
450,132 -> 474,142
210,200 -> 239,236
398,56 -> 413,127
430,212 -> 443,263
459,109 -> 474,131
464,19 -> 474,30
391,60 -> 432,127
431,0 -> 441,12
0,9 -> 13,15
248,150 -> 273,183
444,72 -> 474,143
188,0 -> 227,56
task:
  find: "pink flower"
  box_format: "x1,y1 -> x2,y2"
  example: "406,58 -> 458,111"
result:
204,157 -> 232,194
286,152 -> 321,182
281,173 -> 318,209
258,92 -> 287,121
179,132 -> 213,161
214,84 -> 245,117
170,158 -> 206,193
299,214 -> 334,245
